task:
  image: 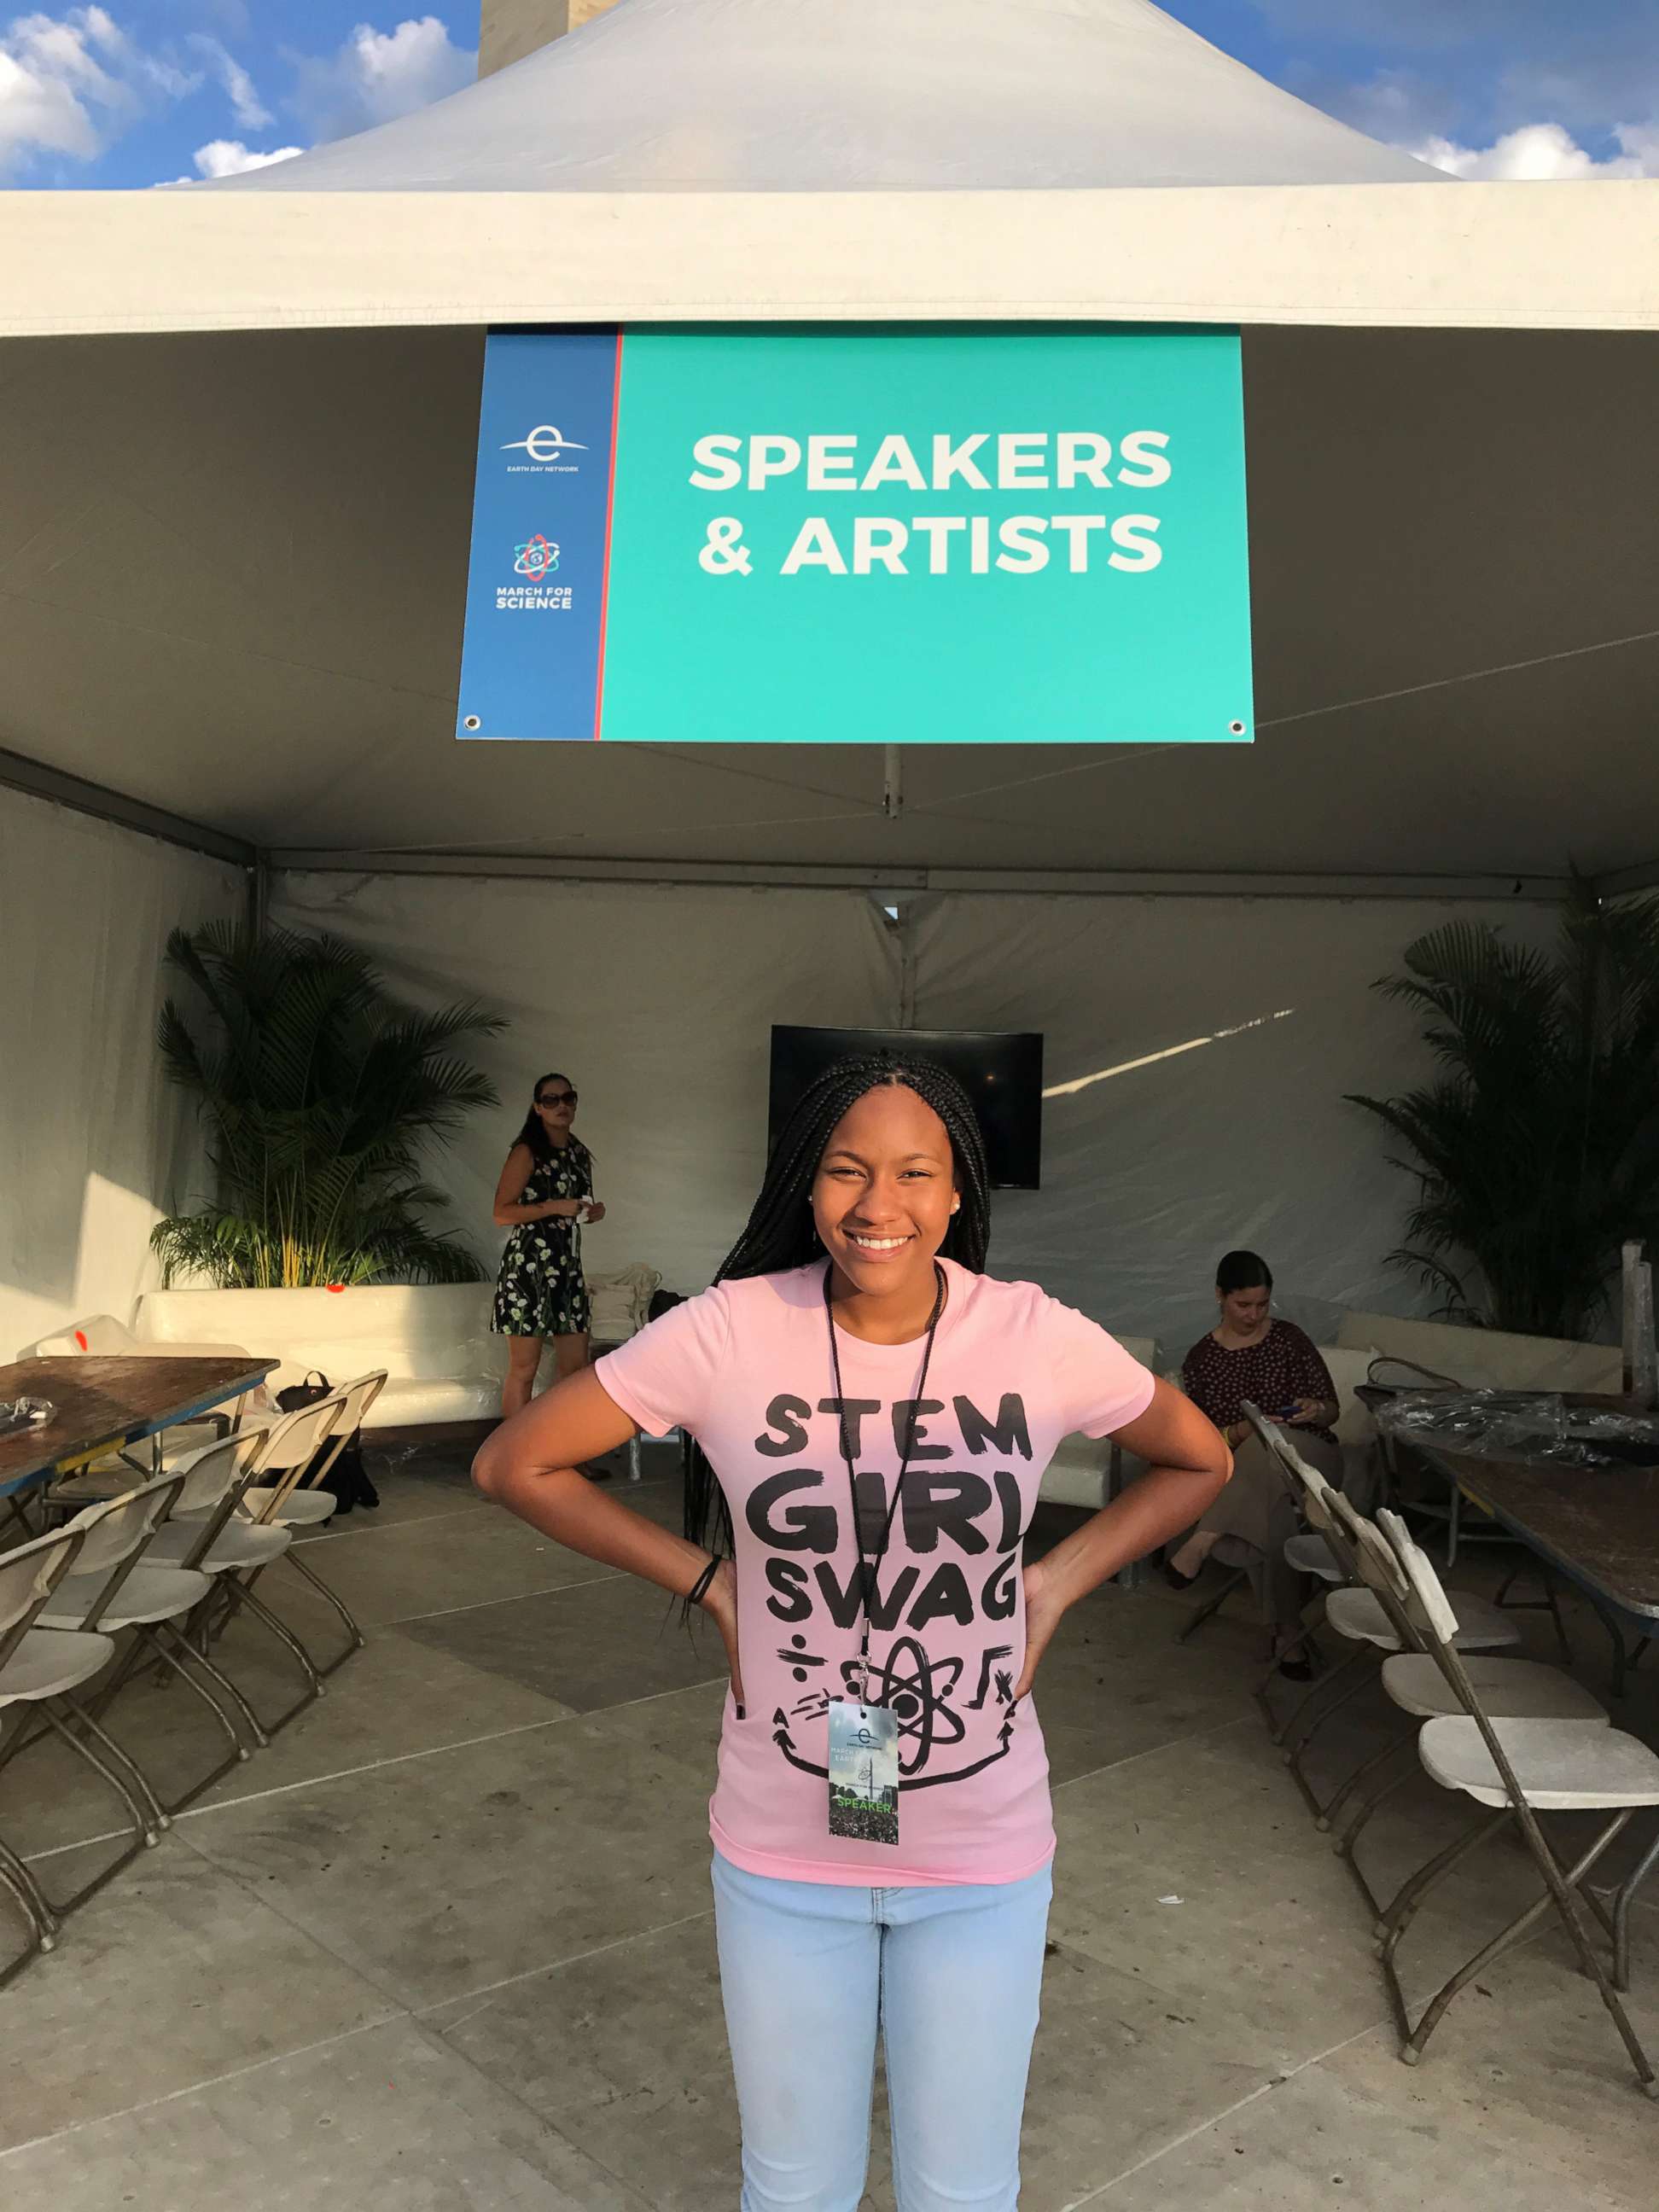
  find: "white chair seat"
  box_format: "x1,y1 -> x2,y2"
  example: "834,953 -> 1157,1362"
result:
242,1485 -> 335,1527
38,1563 -> 212,1633
145,1519 -> 292,1573
46,1466 -> 138,1509
1421,1714 -> 1659,1810
1326,1584 -> 1522,1653
1284,1532 -> 1342,1581
0,1628 -> 115,1703
1382,1653 -> 1608,1723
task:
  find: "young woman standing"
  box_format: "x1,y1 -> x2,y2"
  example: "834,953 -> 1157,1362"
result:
474,1055 -> 1229,2211
490,1072 -> 606,1420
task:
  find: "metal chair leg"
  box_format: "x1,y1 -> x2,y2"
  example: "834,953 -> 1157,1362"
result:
20,1703 -> 165,1921
134,1626 -> 252,1806
1273,1644 -> 1366,1753
230,1586 -> 325,1732
0,1831 -> 58,1941
1284,1660 -> 1378,1819
1333,1764 -> 1421,1921
157,1618 -> 272,1754
35,1702 -> 161,1853
1610,1819 -> 1659,1993
1397,1810 -> 1656,2093
1315,1726 -> 1412,1835
282,1550 -> 366,1670
1173,1566 -> 1249,1646
1377,1807 -> 1506,1953
51,1688 -> 171,1834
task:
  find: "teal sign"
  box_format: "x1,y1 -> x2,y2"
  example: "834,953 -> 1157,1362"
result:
459,326 -> 1253,745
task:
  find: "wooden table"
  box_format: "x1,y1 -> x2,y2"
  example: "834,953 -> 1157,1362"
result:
1420,1441 -> 1659,1696
0,1355 -> 277,1502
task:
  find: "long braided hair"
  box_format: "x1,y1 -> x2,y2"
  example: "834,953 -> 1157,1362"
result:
684,1052 -> 992,1557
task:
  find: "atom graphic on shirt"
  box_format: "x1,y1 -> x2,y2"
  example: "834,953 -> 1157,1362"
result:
771,1631 -> 1017,1792
842,1636 -> 966,1776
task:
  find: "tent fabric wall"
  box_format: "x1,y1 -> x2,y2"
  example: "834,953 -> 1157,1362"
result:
0,789 -> 247,1359
271,869 -> 1558,1365
908,890 -> 1560,1360
269,870 -> 900,1300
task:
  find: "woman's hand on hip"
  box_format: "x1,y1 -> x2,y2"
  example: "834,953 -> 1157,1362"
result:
699,1559 -> 745,1712
1012,1557 -> 1066,1703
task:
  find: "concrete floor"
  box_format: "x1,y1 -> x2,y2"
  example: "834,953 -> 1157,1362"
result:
1,1429 -> 1656,2209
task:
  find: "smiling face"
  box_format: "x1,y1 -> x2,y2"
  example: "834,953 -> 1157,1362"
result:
812,1081 -> 959,1300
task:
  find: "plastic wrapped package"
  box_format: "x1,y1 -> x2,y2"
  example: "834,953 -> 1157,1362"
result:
1376,1390 -> 1659,1469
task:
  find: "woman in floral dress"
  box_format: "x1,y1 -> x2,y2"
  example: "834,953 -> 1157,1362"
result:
492,1074 -> 605,1420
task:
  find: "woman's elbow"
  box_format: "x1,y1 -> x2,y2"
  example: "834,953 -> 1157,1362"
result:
491,1207 -> 514,1228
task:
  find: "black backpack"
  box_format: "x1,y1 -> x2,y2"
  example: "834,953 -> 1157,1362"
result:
274,1371 -> 381,1515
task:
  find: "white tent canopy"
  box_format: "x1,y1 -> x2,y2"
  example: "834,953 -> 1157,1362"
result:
3,0 -> 1656,338
1,0 -> 1654,890
227,0 -> 1441,193
3,0 -> 1656,1359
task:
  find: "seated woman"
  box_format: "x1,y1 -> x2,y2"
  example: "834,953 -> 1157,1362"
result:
1166,1249 -> 1342,1678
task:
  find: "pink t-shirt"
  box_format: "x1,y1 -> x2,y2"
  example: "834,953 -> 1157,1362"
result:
595,1258 -> 1155,1889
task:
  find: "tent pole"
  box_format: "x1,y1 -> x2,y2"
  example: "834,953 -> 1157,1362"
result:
249,851 -> 272,939
0,744 -> 253,870
883,745 -> 904,821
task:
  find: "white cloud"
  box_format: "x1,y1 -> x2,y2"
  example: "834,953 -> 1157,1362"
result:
157,137 -> 304,187
291,15 -> 475,144
192,135 -> 301,177
1408,119 -> 1659,179
189,32 -> 269,131
0,4 -> 195,174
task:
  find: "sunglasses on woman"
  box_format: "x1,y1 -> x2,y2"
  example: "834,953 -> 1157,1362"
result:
537,1090 -> 578,1108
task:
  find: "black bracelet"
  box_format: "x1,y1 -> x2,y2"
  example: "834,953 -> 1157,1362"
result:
686,1555 -> 721,1607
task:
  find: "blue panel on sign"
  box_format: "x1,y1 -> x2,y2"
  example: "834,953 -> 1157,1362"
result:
457,330 -> 619,741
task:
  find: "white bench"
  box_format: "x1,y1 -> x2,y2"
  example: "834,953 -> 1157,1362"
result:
1336,1308 -> 1621,1395
1039,1334 -> 1161,1511
134,1272 -> 665,1431
134,1284 -> 504,1428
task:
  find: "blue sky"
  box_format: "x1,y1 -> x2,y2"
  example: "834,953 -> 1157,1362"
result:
3,1 -> 1656,188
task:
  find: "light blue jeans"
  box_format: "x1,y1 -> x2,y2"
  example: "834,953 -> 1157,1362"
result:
712,1850 -> 1053,2212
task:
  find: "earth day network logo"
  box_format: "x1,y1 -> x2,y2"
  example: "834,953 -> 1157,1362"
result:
501,426 -> 588,474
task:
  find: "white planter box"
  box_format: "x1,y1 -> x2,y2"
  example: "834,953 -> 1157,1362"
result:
134,1283 -> 506,1428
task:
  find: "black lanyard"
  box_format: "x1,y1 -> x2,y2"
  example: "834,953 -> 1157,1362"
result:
824,1260 -> 946,1703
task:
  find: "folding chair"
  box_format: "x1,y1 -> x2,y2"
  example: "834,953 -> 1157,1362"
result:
1373,1511 -> 1659,2093
30,1477 -> 257,1813
0,1522 -> 171,1977
1244,1413 -> 1521,1825
204,1375 -> 383,1685
1323,1505 -> 1606,1894
138,1429 -> 326,1746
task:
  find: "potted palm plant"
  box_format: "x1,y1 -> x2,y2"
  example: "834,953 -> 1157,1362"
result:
151,922 -> 503,1288
1350,879 -> 1659,1341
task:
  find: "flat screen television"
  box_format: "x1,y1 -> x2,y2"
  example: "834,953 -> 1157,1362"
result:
768,1026 -> 1044,1190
